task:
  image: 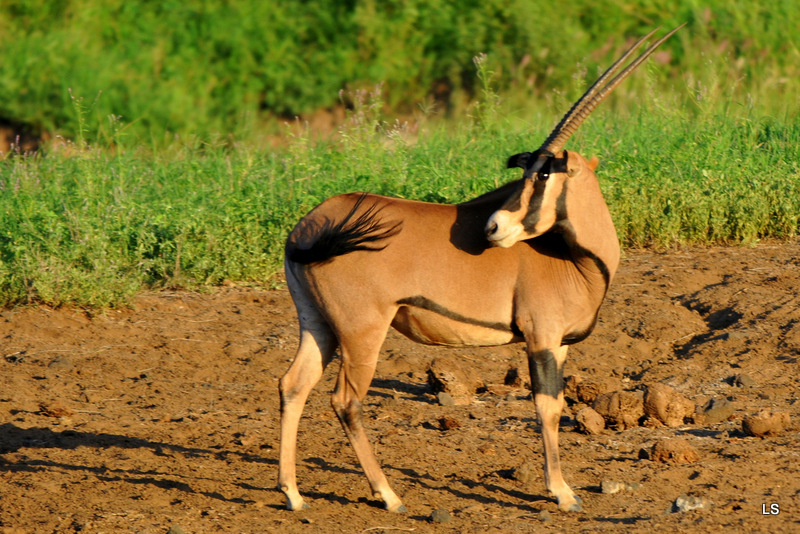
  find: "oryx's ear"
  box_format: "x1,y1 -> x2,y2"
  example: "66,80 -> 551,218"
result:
506,152 -> 532,170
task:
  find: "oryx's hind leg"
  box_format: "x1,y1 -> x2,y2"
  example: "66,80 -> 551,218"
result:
278,280 -> 338,511
529,344 -> 582,512
331,321 -> 406,513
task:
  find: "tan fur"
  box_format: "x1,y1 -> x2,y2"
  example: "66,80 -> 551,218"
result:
279,151 -> 619,514
279,26 -> 680,515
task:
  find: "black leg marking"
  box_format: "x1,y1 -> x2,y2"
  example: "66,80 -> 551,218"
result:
529,349 -> 564,400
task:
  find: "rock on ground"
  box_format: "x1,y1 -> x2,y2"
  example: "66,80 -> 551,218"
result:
601,479 -> 641,494
593,390 -> 644,430
742,409 -> 791,437
673,494 -> 710,513
575,406 -> 605,434
427,357 -> 485,405
695,398 -> 735,425
430,508 -> 452,523
38,402 -> 74,418
643,383 -> 694,427
649,438 -> 700,464
565,374 -> 620,405
511,461 -> 537,485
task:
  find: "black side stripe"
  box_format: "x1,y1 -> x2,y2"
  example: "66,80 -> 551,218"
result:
573,244 -> 611,290
397,296 -> 523,337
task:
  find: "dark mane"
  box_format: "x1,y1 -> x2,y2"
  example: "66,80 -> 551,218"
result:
458,178 -> 522,208
286,194 -> 403,265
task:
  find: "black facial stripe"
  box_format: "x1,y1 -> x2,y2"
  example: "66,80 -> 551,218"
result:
397,296 -> 523,336
518,153 -> 569,231
521,183 -> 544,231
504,151 -> 568,217
503,190 -> 522,213
555,178 -> 568,218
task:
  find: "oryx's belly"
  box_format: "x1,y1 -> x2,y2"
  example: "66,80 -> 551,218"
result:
392,298 -> 520,347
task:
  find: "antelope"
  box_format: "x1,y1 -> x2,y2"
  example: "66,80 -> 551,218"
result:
279,26 -> 683,514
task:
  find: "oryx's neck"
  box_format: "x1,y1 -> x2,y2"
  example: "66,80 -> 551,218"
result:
556,175 -> 620,292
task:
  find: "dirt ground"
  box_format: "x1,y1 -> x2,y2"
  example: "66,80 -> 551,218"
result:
1,241 -> 799,533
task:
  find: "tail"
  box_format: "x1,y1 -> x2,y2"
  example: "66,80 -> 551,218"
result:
286,194 -> 403,265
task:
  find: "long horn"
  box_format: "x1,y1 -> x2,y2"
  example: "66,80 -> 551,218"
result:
540,24 -> 685,156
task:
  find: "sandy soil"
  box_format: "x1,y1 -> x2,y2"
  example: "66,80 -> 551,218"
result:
1,241 -> 799,533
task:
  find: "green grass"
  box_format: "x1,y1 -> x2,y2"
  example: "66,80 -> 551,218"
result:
2,1 -> 800,307
2,85 -> 799,308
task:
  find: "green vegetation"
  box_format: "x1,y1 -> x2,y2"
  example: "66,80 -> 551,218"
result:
0,1 -> 799,307
3,89 -> 799,307
0,0 -> 798,140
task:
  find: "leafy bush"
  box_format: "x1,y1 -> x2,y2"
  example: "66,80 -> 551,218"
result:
0,0 -> 798,141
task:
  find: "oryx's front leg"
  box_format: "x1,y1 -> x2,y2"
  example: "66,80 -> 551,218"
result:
528,344 -> 582,512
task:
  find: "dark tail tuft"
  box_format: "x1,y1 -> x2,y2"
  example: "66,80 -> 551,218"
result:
286,194 -> 403,265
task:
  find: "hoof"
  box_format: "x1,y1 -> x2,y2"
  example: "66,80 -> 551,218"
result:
286,501 -> 310,511
559,495 -> 583,513
565,501 -> 583,512
385,503 -> 408,513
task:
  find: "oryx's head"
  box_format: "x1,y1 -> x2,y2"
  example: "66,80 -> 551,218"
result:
485,25 -> 684,248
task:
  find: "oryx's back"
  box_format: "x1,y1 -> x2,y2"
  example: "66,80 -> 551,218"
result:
284,191 -> 524,331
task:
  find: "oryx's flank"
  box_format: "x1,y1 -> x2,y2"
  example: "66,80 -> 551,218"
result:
279,26 -> 683,514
